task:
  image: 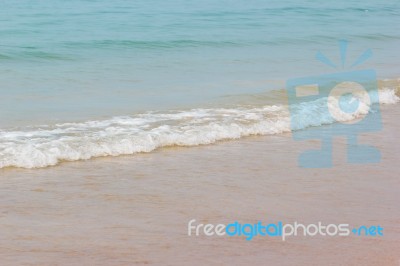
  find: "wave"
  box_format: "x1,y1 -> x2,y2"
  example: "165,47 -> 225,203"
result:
0,88 -> 398,169
63,39 -> 244,50
0,46 -> 74,62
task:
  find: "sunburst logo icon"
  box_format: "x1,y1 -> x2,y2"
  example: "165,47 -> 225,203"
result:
286,40 -> 381,168
316,39 -> 373,70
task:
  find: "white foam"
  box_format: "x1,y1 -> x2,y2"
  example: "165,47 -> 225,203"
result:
379,87 -> 400,104
0,88 -> 398,168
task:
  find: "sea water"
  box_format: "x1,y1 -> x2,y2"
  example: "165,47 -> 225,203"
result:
0,0 -> 399,168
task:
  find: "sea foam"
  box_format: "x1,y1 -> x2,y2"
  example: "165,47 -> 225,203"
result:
0,88 -> 398,169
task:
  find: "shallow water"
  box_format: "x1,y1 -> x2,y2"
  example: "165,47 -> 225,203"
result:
1,0 -> 400,126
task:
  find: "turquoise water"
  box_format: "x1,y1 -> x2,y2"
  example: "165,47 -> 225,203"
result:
1,0 -> 400,168
1,0 -> 400,125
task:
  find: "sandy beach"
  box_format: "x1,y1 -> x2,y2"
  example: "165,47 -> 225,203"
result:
0,102 -> 398,266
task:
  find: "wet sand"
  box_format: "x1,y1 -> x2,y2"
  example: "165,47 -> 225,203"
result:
0,104 -> 399,266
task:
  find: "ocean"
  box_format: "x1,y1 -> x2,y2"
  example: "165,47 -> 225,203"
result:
1,0 -> 400,168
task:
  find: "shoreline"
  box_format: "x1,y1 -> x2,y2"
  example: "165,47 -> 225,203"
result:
1,79 -> 399,170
